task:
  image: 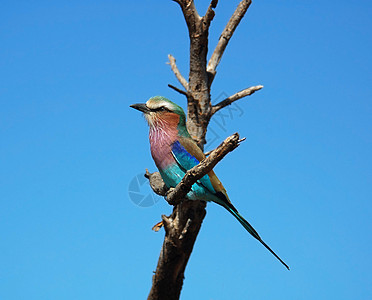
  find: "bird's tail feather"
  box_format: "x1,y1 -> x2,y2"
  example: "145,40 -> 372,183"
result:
223,202 -> 290,270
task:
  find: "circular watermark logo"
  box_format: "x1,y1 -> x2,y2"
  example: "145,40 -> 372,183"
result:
128,173 -> 160,207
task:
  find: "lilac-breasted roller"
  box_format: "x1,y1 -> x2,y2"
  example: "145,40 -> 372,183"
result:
130,96 -> 289,270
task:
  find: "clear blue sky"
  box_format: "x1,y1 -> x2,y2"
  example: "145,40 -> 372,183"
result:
1,1 -> 371,299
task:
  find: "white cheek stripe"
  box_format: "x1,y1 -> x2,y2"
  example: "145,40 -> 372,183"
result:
146,100 -> 173,111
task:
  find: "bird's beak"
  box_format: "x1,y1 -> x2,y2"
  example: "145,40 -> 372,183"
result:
130,103 -> 151,114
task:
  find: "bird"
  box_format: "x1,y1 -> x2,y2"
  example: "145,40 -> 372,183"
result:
130,96 -> 289,270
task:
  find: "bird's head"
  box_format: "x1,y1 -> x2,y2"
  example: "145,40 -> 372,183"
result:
130,96 -> 189,136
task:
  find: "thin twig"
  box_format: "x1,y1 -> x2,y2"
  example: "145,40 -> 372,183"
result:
211,85 -> 263,115
207,0 -> 252,83
167,54 -> 189,90
168,84 -> 188,97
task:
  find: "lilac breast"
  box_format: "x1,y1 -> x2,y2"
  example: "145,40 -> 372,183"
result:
149,126 -> 178,170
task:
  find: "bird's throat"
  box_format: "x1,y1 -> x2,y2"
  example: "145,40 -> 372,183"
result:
148,114 -> 180,170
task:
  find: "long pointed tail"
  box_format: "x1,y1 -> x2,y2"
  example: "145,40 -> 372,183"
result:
223,203 -> 290,270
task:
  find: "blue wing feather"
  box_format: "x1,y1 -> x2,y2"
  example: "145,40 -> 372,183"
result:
171,140 -> 216,196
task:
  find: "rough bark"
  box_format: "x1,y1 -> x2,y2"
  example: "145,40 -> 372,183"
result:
147,1 -> 261,299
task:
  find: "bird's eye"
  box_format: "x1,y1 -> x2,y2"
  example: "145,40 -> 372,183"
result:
154,106 -> 168,112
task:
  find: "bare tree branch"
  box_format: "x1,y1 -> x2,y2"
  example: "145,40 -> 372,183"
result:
203,0 -> 218,29
174,0 -> 201,35
207,0 -> 252,83
168,84 -> 188,97
177,2 -> 210,145
167,54 -> 189,90
148,199 -> 206,300
212,85 -> 263,114
145,169 -> 168,196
